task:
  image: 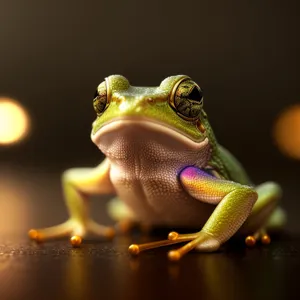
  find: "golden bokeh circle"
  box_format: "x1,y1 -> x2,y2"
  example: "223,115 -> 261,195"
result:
273,104 -> 300,159
0,97 -> 30,145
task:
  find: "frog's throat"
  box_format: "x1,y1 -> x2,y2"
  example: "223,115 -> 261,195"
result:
91,117 -> 209,149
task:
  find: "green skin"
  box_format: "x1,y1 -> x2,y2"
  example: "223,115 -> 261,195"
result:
29,75 -> 286,260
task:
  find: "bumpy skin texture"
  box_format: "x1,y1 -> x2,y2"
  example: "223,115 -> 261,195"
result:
29,74 -> 286,259
95,120 -> 213,227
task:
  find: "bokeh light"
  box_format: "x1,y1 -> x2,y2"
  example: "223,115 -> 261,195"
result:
0,97 -> 30,145
273,104 -> 300,159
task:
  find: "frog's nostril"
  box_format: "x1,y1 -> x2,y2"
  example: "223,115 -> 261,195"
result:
135,97 -> 154,108
146,97 -> 155,105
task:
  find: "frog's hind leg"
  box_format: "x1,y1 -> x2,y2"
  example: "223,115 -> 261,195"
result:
266,206 -> 286,230
107,197 -> 137,233
240,181 -> 286,246
107,197 -> 153,234
244,207 -> 287,246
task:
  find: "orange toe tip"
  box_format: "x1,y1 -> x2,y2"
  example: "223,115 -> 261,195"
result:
168,251 -> 181,261
261,234 -> 271,245
28,229 -> 42,241
105,227 -> 116,239
128,244 -> 140,255
168,231 -> 179,241
70,235 -> 82,247
245,236 -> 256,247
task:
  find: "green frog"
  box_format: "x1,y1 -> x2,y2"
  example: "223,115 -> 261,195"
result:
29,75 -> 286,261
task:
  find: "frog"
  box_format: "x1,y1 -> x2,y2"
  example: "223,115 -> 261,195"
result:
28,75 -> 286,261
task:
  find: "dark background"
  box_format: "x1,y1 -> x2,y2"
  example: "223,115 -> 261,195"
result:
1,0 -> 299,224
0,1 -> 300,299
0,0 -> 299,169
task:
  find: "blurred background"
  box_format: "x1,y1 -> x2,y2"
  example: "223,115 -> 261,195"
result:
0,0 -> 299,234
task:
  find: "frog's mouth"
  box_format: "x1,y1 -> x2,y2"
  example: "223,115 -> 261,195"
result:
91,116 -> 208,150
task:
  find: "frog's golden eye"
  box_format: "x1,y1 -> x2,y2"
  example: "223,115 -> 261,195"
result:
93,80 -> 109,116
170,78 -> 203,120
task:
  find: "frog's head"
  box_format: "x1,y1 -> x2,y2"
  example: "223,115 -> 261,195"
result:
91,75 -> 210,151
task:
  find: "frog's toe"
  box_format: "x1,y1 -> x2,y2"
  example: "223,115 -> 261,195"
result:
128,232 -> 194,256
245,235 -> 257,247
128,230 -> 220,261
28,220 -> 74,242
245,229 -> 271,247
70,235 -> 82,247
88,220 -> 115,239
167,231 -> 220,261
68,221 -> 114,247
261,233 -> 271,245
29,219 -> 114,246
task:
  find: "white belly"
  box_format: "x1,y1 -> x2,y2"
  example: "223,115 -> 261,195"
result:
109,161 -> 215,228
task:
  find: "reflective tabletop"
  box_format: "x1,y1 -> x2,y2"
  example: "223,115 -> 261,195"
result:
0,165 -> 299,300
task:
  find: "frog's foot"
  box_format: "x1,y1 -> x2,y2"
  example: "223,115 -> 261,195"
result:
28,219 -> 115,247
245,229 -> 271,247
128,230 -> 220,261
167,231 -> 220,261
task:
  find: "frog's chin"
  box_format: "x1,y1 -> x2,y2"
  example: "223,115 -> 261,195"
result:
91,116 -> 208,149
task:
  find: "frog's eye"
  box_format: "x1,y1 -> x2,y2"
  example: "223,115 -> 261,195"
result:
169,78 -> 203,120
93,80 -> 109,116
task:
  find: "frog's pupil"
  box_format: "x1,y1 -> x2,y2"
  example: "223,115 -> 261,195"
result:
189,87 -> 203,102
96,101 -> 105,112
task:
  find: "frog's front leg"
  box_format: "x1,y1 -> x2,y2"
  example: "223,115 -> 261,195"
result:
129,166 -> 258,260
29,158 -> 117,246
170,166 -> 259,260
